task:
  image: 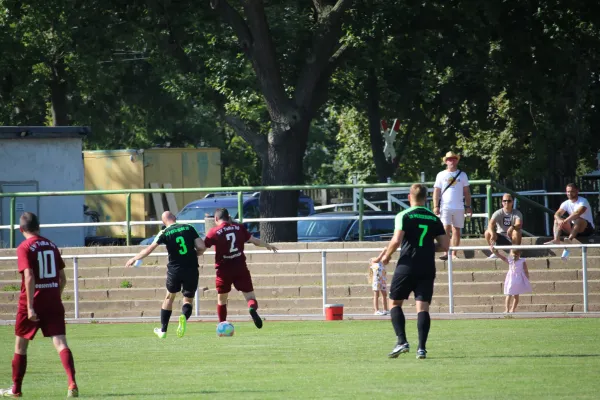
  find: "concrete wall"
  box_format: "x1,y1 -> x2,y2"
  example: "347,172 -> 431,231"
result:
0,138 -> 84,247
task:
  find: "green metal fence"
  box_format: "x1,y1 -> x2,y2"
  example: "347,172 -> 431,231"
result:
1,181 -> 499,247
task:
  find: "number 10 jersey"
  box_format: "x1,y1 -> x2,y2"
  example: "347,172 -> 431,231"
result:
17,235 -> 66,312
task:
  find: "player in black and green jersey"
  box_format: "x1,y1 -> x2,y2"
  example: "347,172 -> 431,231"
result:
372,184 -> 449,359
126,211 -> 206,339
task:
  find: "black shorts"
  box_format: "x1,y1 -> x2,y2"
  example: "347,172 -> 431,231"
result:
166,268 -> 199,298
574,221 -> 596,237
389,270 -> 435,303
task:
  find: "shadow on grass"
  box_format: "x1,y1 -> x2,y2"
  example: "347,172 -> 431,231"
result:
436,354 -> 600,359
102,389 -> 287,398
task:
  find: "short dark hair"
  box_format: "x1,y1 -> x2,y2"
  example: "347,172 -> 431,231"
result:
20,212 -> 40,233
214,208 -> 230,222
566,183 -> 579,191
410,183 -> 428,202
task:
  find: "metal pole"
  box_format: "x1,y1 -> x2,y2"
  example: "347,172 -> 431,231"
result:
194,288 -> 200,317
9,197 -> 16,248
359,188 -> 365,241
321,251 -> 327,316
126,193 -> 132,246
420,172 -> 425,183
582,246 -> 588,313
486,185 -> 493,222
73,257 -> 80,319
544,194 -> 550,236
237,191 -> 243,223
448,253 -> 454,314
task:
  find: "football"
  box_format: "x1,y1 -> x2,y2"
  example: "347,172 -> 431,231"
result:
216,321 -> 235,337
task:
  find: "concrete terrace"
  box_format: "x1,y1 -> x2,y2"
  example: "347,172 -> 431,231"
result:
0,237 -> 599,321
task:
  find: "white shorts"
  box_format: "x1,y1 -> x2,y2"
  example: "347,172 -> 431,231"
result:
440,208 -> 465,228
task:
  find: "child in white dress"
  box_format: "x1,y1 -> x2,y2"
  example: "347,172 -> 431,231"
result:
490,247 -> 532,313
368,263 -> 389,315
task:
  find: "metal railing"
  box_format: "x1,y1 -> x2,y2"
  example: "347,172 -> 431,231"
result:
0,243 -> 596,320
0,181 -> 493,247
448,243 -> 598,313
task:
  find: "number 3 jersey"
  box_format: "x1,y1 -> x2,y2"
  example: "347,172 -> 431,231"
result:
394,206 -> 446,277
153,224 -> 200,270
204,222 -> 252,269
16,235 -> 66,311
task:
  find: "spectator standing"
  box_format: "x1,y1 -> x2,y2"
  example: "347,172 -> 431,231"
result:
433,151 -> 472,260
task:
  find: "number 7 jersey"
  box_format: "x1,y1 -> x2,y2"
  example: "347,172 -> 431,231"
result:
204,222 -> 252,269
16,235 -> 66,311
394,206 -> 446,276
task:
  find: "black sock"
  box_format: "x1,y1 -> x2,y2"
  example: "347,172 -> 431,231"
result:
182,303 -> 192,320
390,306 -> 407,345
161,309 -> 172,332
417,311 -> 431,350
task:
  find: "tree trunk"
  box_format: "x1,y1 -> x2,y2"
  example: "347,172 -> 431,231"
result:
49,59 -> 70,126
259,121 -> 309,242
365,67 -> 393,182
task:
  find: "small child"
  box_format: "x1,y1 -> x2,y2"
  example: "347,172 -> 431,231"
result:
490,246 -> 532,313
368,262 -> 389,315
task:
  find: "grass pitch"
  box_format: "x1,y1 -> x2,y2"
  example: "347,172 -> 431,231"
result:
0,318 -> 599,399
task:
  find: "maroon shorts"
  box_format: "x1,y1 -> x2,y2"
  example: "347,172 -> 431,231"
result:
15,305 -> 66,340
215,265 -> 254,294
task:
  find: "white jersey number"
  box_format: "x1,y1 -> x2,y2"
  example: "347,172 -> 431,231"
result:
37,250 -> 57,279
225,232 -> 238,253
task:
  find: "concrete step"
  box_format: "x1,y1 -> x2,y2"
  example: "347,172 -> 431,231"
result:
1,300 -> 597,321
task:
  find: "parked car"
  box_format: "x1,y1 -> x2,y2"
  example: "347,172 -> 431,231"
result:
140,192 -> 315,245
297,211 -> 396,242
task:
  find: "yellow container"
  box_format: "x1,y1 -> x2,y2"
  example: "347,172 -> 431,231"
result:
83,148 -> 221,238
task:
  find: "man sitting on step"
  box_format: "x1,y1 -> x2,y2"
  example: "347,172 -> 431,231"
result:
485,193 -> 523,259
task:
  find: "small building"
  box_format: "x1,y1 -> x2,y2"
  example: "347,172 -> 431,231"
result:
0,127 -> 89,247
83,147 -> 221,239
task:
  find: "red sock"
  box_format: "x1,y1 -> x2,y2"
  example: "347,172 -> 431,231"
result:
248,299 -> 258,310
59,349 -> 76,388
217,304 -> 227,322
11,353 -> 26,394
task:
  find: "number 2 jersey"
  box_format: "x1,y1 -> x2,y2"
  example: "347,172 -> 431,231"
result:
153,223 -> 200,270
16,235 -> 66,312
204,222 -> 252,269
394,206 -> 446,277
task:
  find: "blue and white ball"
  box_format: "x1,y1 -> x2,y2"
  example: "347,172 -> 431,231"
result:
216,321 -> 235,337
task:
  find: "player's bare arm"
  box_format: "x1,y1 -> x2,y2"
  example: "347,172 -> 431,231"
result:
248,236 -> 278,253
379,230 -> 404,266
125,242 -> 160,267
23,268 -> 38,322
59,269 -> 67,296
194,237 -> 207,256
435,234 -> 450,253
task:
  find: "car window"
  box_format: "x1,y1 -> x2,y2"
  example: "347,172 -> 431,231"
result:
243,203 -> 260,233
298,199 -> 314,216
298,219 -> 351,238
177,207 -> 239,235
368,218 -> 395,236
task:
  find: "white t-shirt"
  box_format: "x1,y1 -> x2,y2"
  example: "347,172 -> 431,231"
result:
434,170 -> 470,210
559,197 -> 595,228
